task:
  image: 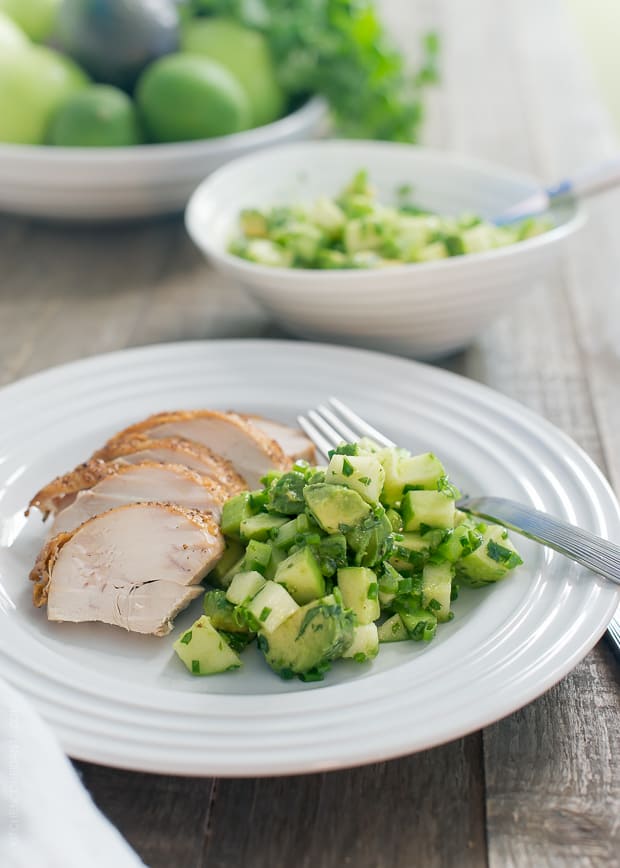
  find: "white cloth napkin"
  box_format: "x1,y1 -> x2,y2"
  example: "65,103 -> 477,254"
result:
0,677 -> 144,868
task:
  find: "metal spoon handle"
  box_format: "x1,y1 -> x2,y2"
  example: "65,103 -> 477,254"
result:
547,157 -> 620,201
458,496 -> 620,586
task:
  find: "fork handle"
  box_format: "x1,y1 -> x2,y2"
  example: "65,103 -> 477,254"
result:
458,496 -> 620,586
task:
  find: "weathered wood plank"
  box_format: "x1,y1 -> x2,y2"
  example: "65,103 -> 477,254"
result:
204,738 -> 487,868
75,763 -> 216,868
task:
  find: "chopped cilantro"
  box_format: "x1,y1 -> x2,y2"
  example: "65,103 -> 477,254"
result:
342,458 -> 355,477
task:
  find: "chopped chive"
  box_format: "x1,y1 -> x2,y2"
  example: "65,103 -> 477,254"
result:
180,631 -> 192,645
342,458 -> 354,477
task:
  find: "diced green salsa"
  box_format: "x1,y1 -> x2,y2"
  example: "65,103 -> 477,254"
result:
175,438 -> 523,682
228,170 -> 552,270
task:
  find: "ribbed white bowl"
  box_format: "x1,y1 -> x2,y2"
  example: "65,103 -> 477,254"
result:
0,98 -> 327,220
186,141 -> 585,358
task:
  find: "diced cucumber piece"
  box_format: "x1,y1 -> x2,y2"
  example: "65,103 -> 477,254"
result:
174,616 -> 241,675
242,539 -> 272,574
226,571 -> 266,606
422,562 -> 454,622
437,524 -> 482,563
273,513 -> 319,551
457,525 -> 523,586
337,566 -> 380,625
274,546 -> 326,604
245,581 -> 299,634
398,607 -> 437,641
203,589 -> 251,634
273,517 -> 298,550
260,595 -> 355,679
389,531 -> 431,571
342,622 -> 379,661
401,490 -> 455,532
378,590 -> 396,608
209,539 -> 244,588
380,450 -> 445,506
264,544 -> 287,580
240,513 -> 288,542
326,454 -> 385,504
377,613 -> 409,642
221,493 -> 253,539
400,452 -> 446,491
304,483 -> 370,534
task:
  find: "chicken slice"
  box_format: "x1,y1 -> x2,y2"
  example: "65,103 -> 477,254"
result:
50,461 -> 226,535
241,414 -> 316,463
91,435 -> 246,494
30,502 -> 224,636
29,459 -> 227,523
29,460 -> 127,519
105,410 -> 290,489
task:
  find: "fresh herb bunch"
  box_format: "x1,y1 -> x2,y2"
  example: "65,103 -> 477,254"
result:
188,0 -> 439,141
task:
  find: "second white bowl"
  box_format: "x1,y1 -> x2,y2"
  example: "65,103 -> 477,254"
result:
186,140 -> 585,358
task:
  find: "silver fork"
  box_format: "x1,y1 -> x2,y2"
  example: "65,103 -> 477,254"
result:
298,398 -> 620,656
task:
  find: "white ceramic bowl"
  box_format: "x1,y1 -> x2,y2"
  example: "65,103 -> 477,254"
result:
185,140 -> 585,358
0,97 -> 327,220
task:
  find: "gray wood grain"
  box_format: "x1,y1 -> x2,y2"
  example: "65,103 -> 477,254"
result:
0,1 -> 618,867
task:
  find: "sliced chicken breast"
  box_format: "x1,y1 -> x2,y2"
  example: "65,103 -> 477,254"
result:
29,459 -> 227,522
105,410 -> 290,488
30,502 -> 224,636
91,435 -> 246,494
29,460 -> 127,519
50,461 -> 226,535
241,414 -> 316,463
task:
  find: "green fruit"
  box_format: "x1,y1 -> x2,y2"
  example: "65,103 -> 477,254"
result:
47,85 -> 142,147
181,18 -> 285,127
0,9 -> 28,47
136,53 -> 250,143
0,45 -> 88,144
52,0 -> 180,90
0,0 -> 60,42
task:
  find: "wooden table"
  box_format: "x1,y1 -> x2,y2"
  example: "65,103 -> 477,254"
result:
1,1 -> 619,865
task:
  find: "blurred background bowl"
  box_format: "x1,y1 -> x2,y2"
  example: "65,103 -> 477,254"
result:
185,140 -> 585,359
0,97 -> 327,220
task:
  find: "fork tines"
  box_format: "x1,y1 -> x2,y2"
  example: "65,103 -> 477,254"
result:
298,398 -> 395,461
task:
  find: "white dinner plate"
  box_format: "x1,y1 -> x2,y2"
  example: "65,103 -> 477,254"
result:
0,341 -> 617,776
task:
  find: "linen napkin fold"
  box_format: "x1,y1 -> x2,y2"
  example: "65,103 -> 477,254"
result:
0,677 -> 144,868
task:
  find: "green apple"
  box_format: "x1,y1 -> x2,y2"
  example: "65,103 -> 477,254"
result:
181,18 -> 285,127
0,0 -> 60,42
0,9 -> 28,47
0,45 -> 89,144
